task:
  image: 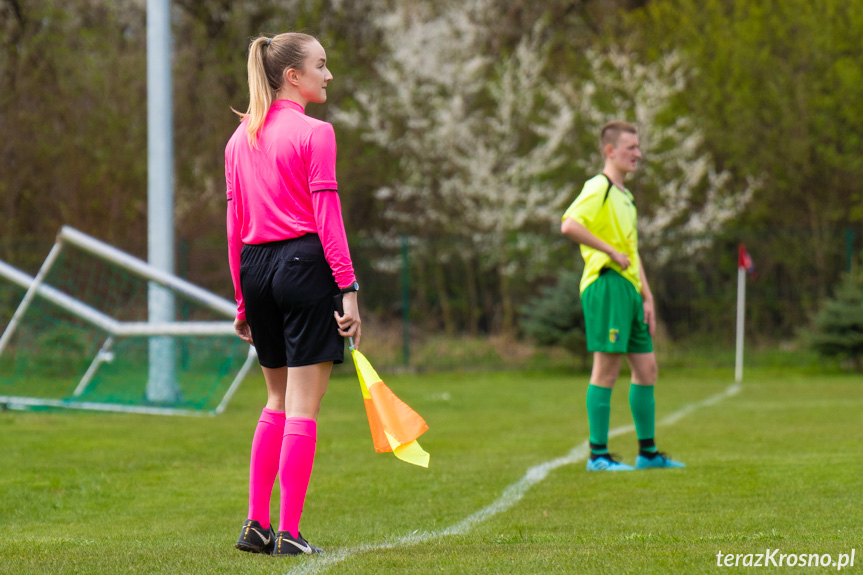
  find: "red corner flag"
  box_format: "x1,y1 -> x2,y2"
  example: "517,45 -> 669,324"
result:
738,244 -> 756,279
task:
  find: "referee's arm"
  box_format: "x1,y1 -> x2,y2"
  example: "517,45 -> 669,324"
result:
561,218 -> 631,270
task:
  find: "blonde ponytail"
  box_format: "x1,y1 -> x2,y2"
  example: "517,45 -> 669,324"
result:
243,37 -> 273,148
233,33 -> 317,149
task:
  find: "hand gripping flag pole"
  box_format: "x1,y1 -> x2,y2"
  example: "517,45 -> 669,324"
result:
348,337 -> 430,467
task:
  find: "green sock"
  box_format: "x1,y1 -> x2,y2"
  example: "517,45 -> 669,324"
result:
586,384 -> 613,454
629,383 -> 657,452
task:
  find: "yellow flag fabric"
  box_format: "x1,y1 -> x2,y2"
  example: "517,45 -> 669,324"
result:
351,348 -> 430,467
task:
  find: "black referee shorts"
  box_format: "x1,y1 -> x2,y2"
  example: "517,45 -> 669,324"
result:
240,234 -> 344,368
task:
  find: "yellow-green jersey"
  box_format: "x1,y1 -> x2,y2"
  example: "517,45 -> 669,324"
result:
562,174 -> 642,295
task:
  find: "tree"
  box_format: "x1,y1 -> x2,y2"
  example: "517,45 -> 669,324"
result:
519,269 -> 589,367
334,0 -> 576,333
569,47 -> 759,261
0,0 -> 149,259
808,270 -> 863,371
633,0 -> 863,296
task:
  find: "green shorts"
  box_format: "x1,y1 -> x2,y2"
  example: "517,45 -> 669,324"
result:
581,269 -> 653,354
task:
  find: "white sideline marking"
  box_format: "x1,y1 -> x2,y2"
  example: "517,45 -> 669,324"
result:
284,382 -> 742,575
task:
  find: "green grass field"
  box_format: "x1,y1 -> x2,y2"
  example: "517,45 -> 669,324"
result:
1,362 -> 861,574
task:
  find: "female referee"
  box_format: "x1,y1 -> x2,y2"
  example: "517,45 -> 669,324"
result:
225,32 -> 361,557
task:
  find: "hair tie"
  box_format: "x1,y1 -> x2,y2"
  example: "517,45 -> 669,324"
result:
266,38 -> 272,46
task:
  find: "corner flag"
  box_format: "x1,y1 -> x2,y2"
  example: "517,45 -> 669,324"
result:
350,344 -> 430,468
738,244 -> 756,278
735,244 -> 754,382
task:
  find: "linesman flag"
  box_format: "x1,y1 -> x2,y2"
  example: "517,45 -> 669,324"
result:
350,344 -> 430,468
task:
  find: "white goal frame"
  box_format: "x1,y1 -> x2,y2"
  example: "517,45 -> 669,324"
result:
0,226 -> 256,416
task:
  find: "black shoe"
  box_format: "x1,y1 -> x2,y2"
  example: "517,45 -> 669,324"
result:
235,519 -> 275,554
272,530 -> 324,556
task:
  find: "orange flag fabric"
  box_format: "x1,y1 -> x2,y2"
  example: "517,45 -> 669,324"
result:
351,347 -> 430,467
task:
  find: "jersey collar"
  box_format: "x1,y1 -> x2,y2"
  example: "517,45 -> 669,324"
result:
271,99 -> 306,114
601,173 -> 634,202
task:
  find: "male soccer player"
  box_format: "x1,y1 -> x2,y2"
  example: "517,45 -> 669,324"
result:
561,121 -> 685,471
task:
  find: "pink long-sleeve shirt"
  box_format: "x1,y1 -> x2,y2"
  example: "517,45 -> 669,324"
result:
225,99 -> 356,321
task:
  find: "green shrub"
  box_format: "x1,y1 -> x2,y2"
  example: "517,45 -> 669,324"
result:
519,270 -> 589,366
808,270 -> 863,371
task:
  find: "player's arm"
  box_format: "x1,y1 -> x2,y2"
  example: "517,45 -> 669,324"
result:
638,254 -> 656,336
561,217 -> 630,270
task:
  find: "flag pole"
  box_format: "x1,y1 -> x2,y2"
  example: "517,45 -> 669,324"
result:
734,245 -> 747,383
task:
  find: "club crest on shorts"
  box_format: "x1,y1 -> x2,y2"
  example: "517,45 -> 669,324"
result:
609,329 -> 619,343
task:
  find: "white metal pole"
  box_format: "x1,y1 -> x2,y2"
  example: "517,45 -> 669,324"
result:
214,347 -> 258,415
734,267 -> 746,383
59,227 -> 235,318
147,0 -> 178,402
0,258 -> 121,334
0,240 -> 65,356
73,336 -> 115,398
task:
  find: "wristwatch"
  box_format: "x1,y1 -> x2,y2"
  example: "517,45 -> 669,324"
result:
340,281 -> 359,294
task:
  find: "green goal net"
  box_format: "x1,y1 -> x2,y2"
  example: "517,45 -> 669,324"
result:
0,227 -> 255,415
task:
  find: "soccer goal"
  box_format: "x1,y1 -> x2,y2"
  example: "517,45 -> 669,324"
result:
0,226 -> 256,416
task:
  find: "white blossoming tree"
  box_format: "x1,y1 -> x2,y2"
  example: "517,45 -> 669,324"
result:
573,48 -> 760,261
335,0 -> 576,333
336,1 -> 757,336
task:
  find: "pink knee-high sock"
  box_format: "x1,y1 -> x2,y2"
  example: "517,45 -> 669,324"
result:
247,407 -> 285,529
278,417 -> 317,537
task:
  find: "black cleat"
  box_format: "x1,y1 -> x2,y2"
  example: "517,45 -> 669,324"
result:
272,530 -> 324,556
235,519 -> 275,554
